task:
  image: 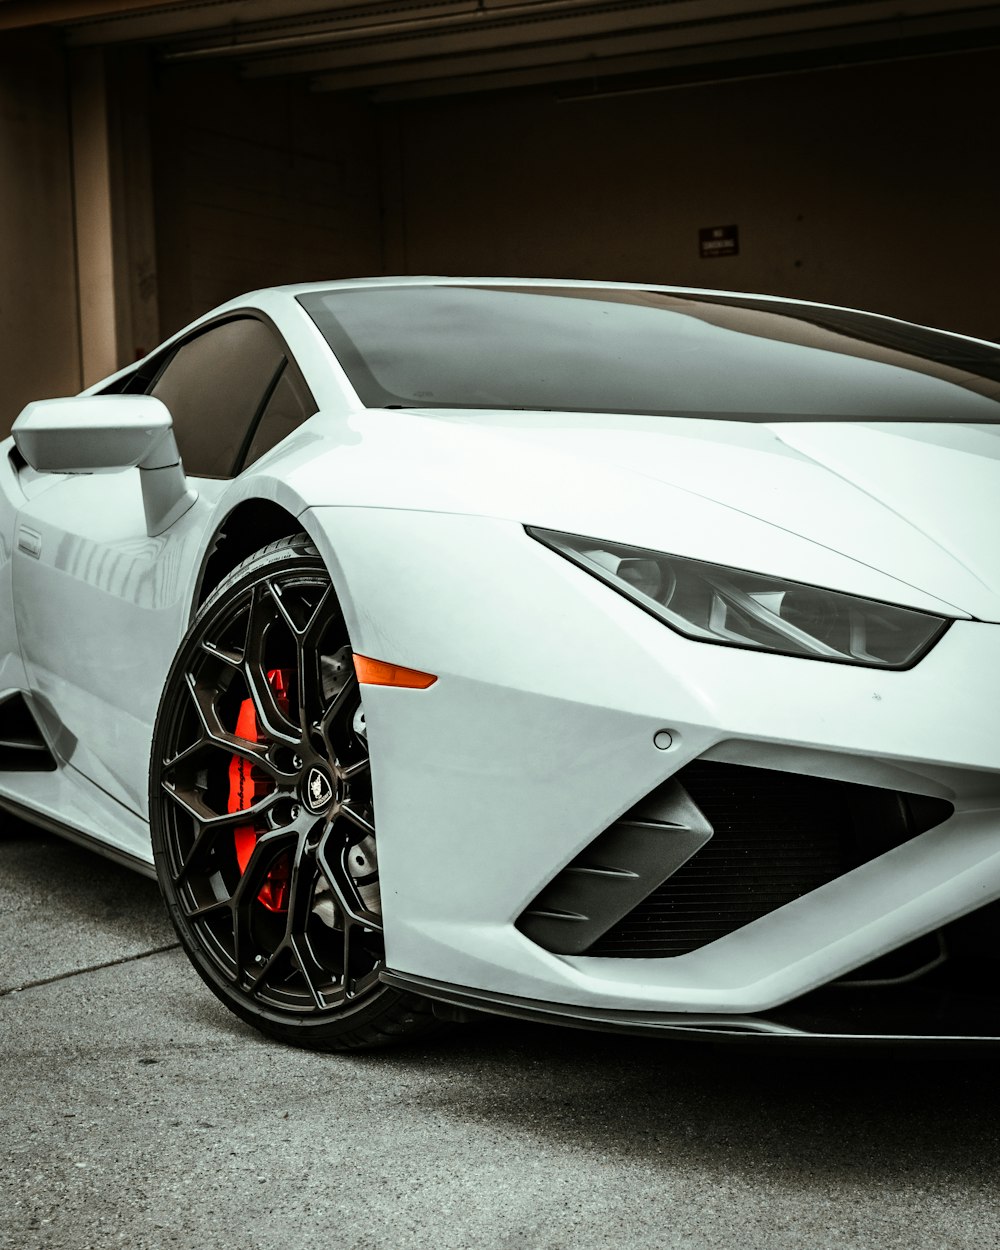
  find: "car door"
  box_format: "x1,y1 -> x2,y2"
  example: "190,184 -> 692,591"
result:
12,316 -> 287,818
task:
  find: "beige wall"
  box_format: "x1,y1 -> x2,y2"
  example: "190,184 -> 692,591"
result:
0,30 -> 81,430
151,64 -> 384,337
383,48 -> 1000,341
0,37 -> 159,435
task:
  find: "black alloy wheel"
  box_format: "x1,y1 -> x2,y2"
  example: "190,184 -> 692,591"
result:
150,535 -> 438,1049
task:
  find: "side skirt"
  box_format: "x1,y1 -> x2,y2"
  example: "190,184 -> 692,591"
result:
0,794 -> 156,879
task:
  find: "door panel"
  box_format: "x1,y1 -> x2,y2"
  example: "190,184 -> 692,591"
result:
10,315 -> 292,813
10,317 -> 292,815
12,471 -> 218,815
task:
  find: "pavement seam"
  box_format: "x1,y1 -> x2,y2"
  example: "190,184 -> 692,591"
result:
0,942 -> 182,997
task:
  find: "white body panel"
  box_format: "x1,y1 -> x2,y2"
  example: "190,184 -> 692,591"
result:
9,468 -> 225,815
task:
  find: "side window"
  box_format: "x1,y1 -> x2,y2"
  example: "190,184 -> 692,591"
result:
150,319 -> 284,478
240,359 -> 317,470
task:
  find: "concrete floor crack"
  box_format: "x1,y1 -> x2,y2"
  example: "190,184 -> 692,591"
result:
0,942 -> 181,998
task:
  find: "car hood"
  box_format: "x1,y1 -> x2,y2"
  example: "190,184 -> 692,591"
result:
284,409 -> 1000,620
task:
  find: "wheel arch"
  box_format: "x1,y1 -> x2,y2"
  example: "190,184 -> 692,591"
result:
195,498 -> 304,610
193,492 -> 370,675
194,497 -> 365,652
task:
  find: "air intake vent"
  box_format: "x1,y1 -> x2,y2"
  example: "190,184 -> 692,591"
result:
517,760 -> 954,959
586,761 -> 953,958
516,778 -> 713,955
0,693 -> 56,771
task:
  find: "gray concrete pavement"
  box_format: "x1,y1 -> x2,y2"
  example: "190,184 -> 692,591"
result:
0,826 -> 175,995
2,817 -> 999,1250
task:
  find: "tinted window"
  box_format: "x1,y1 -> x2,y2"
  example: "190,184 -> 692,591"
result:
151,319 -> 284,476
241,360 -> 317,469
298,285 -> 1000,422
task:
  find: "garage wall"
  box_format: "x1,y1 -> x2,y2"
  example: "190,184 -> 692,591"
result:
0,30 -> 81,429
2,21 -> 995,446
152,64 -> 383,337
383,48 -> 1000,341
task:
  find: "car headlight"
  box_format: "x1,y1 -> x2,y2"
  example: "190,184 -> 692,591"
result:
528,528 -> 950,669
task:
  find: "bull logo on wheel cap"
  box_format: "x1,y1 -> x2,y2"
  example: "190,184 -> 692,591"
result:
304,766 -> 334,813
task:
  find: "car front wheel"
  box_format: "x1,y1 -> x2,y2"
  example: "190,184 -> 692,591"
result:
149,534 -> 438,1049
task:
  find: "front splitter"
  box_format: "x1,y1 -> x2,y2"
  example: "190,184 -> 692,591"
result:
381,969 -> 1000,1044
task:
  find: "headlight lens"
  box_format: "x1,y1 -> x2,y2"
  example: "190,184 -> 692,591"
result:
528,528 -> 950,669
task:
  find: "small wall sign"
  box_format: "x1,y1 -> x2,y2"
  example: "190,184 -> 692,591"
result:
699,224 -> 739,259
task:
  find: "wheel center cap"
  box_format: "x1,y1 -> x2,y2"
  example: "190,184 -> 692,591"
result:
303,765 -> 335,813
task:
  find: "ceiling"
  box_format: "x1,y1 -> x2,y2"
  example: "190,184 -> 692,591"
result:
4,0 -> 1000,97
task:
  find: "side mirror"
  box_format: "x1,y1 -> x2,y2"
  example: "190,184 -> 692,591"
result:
13,395 -> 177,472
12,395 -> 198,536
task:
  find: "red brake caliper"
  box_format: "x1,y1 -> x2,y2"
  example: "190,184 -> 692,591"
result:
228,669 -> 292,913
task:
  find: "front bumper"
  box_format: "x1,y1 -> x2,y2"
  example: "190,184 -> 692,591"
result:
304,506 -> 1000,1024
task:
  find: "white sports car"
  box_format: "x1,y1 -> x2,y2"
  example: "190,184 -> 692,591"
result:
3,278 -> 998,1048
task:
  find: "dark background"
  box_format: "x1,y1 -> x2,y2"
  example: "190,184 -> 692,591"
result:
2,0 -> 999,427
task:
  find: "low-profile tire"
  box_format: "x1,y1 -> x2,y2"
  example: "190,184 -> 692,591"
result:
149,534 -> 439,1050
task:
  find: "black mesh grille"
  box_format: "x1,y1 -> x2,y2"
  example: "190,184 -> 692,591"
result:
586,761 -> 951,958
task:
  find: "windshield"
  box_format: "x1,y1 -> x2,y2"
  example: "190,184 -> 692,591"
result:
298,284 -> 1000,422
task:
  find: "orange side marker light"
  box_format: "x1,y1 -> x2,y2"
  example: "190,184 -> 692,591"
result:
353,654 -> 437,689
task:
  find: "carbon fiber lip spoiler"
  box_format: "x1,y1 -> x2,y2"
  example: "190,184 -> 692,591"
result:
380,970 -> 1000,1044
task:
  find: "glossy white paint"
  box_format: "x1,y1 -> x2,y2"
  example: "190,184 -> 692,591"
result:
2,277 -> 998,1021
13,395 -> 177,472
277,408 -> 996,618
1,456 -> 225,816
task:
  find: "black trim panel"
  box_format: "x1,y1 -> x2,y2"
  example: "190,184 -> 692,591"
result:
379,970 -> 1000,1043
0,693 -> 57,771
516,777 -> 712,954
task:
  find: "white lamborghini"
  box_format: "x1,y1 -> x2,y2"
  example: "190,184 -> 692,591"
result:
2,278 -> 998,1047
